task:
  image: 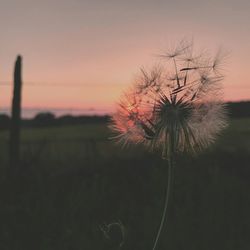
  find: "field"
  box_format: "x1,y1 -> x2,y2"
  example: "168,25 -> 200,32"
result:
0,118 -> 250,250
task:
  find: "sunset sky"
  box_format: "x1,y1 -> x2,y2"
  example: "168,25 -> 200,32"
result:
0,0 -> 250,116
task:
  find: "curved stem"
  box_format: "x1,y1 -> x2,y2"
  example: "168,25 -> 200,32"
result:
152,156 -> 174,250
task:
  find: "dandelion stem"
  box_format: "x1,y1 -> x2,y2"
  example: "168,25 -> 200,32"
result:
152,155 -> 174,250
173,58 -> 180,88
183,61 -> 190,86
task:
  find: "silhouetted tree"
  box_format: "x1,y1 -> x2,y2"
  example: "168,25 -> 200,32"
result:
33,112 -> 55,126
227,101 -> 250,118
0,114 -> 10,130
9,55 -> 22,169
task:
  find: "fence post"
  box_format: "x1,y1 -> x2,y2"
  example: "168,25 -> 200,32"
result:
9,55 -> 22,169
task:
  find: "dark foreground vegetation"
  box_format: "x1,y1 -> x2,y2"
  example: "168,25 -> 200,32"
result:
0,117 -> 250,250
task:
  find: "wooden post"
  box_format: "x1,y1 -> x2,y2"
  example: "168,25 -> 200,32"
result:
9,55 -> 22,169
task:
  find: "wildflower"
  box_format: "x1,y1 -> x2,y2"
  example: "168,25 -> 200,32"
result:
110,42 -> 227,158
109,40 -> 228,250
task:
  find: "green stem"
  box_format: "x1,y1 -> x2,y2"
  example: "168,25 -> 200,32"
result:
152,156 -> 174,250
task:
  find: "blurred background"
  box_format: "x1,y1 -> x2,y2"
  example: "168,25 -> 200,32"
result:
0,0 -> 250,249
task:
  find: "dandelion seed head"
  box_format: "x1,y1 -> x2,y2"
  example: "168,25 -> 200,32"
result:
110,41 -> 228,158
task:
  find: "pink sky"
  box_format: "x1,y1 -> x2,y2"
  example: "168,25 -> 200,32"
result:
0,0 -> 249,115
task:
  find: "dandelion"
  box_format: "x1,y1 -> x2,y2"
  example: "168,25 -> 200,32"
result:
109,40 -> 228,250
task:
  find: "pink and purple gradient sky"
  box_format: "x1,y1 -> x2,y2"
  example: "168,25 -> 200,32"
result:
0,0 -> 250,116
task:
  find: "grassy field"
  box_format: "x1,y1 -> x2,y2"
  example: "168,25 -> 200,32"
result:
0,118 -> 250,250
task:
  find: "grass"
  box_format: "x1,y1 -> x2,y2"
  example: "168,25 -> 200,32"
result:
0,118 -> 250,250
